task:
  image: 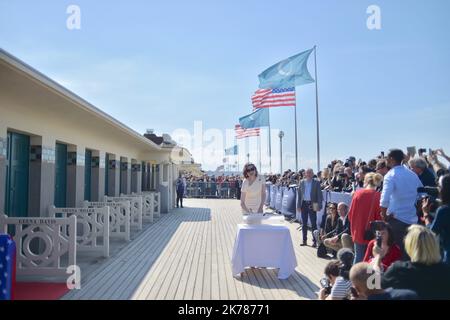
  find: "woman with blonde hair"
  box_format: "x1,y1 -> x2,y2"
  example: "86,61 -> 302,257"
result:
348,172 -> 384,263
381,225 -> 450,299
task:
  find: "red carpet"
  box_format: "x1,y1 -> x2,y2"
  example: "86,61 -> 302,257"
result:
14,282 -> 70,300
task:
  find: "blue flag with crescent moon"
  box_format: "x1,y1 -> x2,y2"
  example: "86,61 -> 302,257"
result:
239,108 -> 269,129
258,48 -> 315,89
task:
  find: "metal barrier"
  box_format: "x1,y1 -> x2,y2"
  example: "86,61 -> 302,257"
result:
185,182 -> 239,199
266,185 -> 353,227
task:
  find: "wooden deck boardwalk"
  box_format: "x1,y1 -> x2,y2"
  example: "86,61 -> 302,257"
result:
63,199 -> 327,300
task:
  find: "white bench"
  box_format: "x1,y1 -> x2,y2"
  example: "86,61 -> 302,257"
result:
0,214 -> 76,278
105,196 -> 143,231
140,191 -> 161,218
132,192 -> 154,223
49,206 -> 110,258
83,201 -> 130,242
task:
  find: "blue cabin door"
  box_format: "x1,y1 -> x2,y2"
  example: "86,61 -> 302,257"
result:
84,150 -> 92,201
5,132 -> 30,217
54,143 -> 67,207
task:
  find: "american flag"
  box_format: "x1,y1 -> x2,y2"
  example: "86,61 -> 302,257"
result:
0,234 -> 16,300
252,87 -> 296,110
235,124 -> 260,139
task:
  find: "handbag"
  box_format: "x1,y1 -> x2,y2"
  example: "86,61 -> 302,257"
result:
317,243 -> 328,258
363,191 -> 379,241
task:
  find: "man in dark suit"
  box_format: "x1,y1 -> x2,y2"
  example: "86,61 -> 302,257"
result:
297,168 -> 323,247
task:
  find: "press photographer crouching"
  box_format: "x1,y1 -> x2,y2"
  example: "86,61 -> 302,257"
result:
318,248 -> 354,300
420,173 -> 450,264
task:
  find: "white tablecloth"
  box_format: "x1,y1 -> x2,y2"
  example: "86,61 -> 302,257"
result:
231,224 -> 297,279
242,213 -> 285,225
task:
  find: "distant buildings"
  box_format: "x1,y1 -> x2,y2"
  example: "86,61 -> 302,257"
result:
0,49 -> 194,216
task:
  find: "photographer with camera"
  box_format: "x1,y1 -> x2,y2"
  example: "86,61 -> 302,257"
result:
318,249 -> 354,300
422,174 -> 450,264
363,221 -> 401,271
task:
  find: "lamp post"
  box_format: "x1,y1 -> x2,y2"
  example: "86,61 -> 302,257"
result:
278,131 -> 284,174
246,153 -> 250,164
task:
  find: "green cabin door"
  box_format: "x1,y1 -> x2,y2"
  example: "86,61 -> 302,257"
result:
104,153 -> 109,196
5,132 -> 30,217
84,150 -> 92,201
54,143 -> 67,207
119,159 -> 123,195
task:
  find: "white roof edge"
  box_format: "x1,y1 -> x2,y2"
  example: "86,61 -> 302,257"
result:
0,48 -> 162,151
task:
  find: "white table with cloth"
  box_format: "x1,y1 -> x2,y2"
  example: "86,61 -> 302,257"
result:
231,218 -> 297,279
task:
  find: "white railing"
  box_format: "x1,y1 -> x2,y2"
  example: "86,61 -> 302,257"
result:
49,206 -> 110,258
0,214 -> 76,277
132,192 -> 153,223
105,196 -> 143,231
138,191 -> 160,218
83,201 -> 130,242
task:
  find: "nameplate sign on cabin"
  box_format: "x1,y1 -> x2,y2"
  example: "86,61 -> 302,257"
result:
17,218 -> 57,225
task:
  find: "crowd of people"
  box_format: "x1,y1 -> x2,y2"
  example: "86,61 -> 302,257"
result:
239,147 -> 450,300
179,173 -> 243,199
179,147 -> 450,299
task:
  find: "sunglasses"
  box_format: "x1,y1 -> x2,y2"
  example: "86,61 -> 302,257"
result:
246,167 -> 256,172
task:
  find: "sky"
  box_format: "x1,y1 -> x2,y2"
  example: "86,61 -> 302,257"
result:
1,0 -> 450,172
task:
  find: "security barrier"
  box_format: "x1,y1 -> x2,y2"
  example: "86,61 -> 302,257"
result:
265,184 -> 353,227
185,182 -> 240,199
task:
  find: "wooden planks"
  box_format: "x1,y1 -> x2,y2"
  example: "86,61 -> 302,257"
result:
62,199 -> 326,300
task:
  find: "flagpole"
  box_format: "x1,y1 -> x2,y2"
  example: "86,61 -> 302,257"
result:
258,135 -> 262,173
268,109 -> 272,174
294,89 -> 299,172
235,136 -> 239,174
314,45 -> 321,173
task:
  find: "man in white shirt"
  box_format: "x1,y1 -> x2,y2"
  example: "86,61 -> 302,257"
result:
380,149 -> 423,259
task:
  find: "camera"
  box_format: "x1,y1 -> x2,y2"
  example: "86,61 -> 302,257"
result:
418,148 -> 427,154
339,173 -> 347,178
418,186 -> 439,198
320,277 -> 332,295
375,231 -> 383,248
